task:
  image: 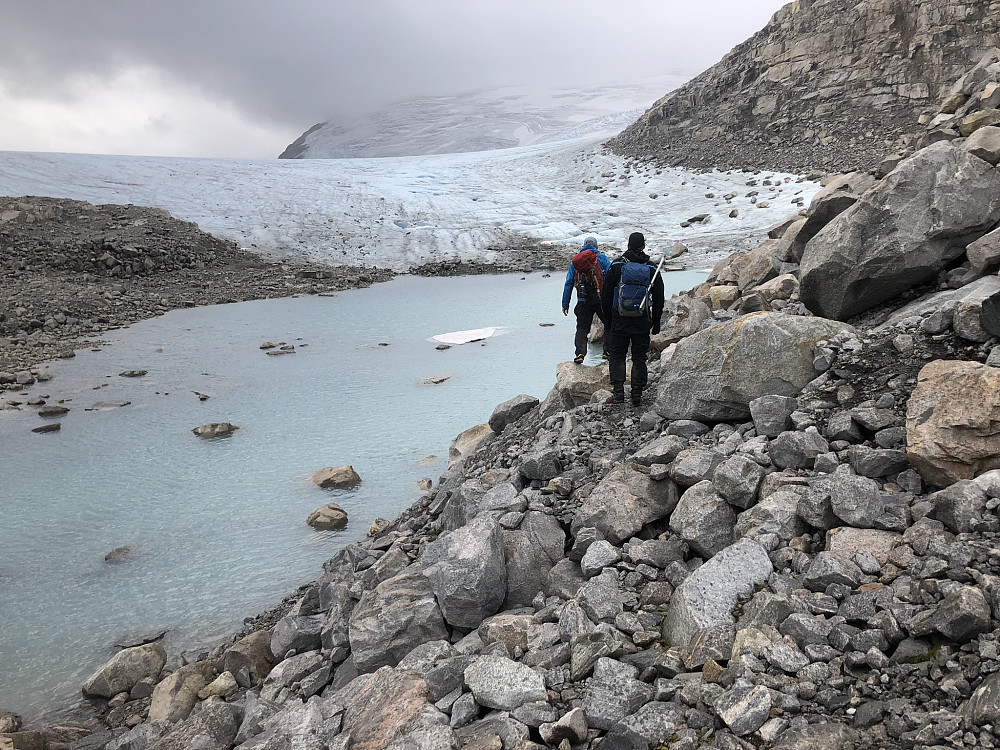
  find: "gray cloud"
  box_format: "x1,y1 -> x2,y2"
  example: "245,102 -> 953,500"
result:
0,0 -> 789,155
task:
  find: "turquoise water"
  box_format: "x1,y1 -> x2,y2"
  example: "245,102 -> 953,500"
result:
0,269 -> 705,721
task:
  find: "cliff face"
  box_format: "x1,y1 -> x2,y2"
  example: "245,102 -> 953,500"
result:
609,0 -> 1000,172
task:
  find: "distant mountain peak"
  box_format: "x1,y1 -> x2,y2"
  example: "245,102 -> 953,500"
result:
278,77 -> 690,159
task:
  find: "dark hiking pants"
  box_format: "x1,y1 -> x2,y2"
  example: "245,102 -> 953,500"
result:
607,325 -> 650,394
574,300 -> 605,357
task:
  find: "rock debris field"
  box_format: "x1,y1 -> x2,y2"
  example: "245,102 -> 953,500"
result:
6,43 -> 1000,750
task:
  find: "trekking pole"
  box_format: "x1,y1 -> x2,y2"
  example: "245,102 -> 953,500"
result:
638,254 -> 667,314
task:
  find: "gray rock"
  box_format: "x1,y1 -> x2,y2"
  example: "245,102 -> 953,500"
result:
349,566 -> 449,673
489,394 -> 539,433
734,488 -> 806,543
510,701 -> 558,729
966,673 -> 1000,725
825,411 -> 863,443
737,592 -> 805,631
714,682 -> 772,736
769,428 -> 829,470
449,693 -> 478,729
426,656 -> 476,702
397,640 -> 454,674
749,395 -> 799,438
656,313 -> 855,422
802,552 -> 863,592
820,470 -> 886,528
572,465 -> 678,545
539,707 -> 589,745
423,515 -> 507,628
928,479 -> 989,533
968,225 -> 1000,273
520,449 -> 562,482
669,481 -> 736,558
670,449 -> 724,487
546,558 -> 587,600
607,701 -> 685,746
503,510 -> 565,608
463,656 -> 547,711
797,485 -> 840,530
933,586 -> 992,642
713,455 -> 767,508
846,445 -> 909,478
149,661 -> 215,724
629,537 -> 686,569
800,142 -> 1000,319
582,658 -> 655,730
632,434 -> 686,466
684,623 -> 736,669
147,700 -> 240,750
82,643 -> 167,699
578,569 -> 626,623
580,540 -> 621,578
270,615 -> 323,659
661,539 -> 773,649
763,642 -> 810,673
773,723 -> 859,750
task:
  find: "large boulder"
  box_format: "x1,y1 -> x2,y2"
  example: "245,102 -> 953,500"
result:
661,539 -> 773,649
149,662 -> 216,724
464,656 -> 547,711
781,173 -> 877,263
503,511 -> 566,608
312,465 -> 362,489
489,394 -> 539,433
349,566 -> 449,673
669,481 -> 735,558
571,465 -> 678,545
554,361 -> 612,407
651,295 -> 712,351
878,275 -> 1000,327
82,643 -> 166,698
332,667 -> 456,750
655,313 -> 855,422
906,360 -> 1000,487
306,503 -> 349,530
147,700 -> 240,750
799,142 -> 1000,320
423,515 -> 507,628
968,225 -> 1000,274
448,423 -> 493,469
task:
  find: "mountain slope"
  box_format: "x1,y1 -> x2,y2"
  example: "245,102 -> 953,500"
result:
279,77 -> 689,159
609,0 -> 1000,172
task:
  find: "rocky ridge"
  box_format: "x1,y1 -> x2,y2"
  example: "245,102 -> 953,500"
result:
11,51 -> 1000,750
609,0 -> 1000,174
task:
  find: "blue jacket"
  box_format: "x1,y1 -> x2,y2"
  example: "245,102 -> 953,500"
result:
562,250 -> 611,310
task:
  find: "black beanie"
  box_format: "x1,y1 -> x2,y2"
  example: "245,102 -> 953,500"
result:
627,232 -> 645,251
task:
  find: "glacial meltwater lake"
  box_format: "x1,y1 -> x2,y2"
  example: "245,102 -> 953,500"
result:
0,269 -> 705,721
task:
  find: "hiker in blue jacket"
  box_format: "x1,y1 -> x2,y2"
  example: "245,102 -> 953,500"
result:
600,232 -> 665,406
562,236 -> 611,363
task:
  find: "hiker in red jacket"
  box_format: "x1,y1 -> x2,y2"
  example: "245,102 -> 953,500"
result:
562,236 -> 611,364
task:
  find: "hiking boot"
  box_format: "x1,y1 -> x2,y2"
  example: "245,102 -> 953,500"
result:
631,390 -> 643,407
574,353 -> 585,364
605,390 -> 625,404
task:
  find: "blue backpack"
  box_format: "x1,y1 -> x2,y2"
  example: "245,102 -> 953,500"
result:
614,261 -> 653,317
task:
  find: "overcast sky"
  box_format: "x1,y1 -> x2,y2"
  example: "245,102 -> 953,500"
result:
0,1 -> 789,159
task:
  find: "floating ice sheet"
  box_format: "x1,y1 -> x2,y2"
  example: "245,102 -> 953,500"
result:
430,327 -> 502,345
